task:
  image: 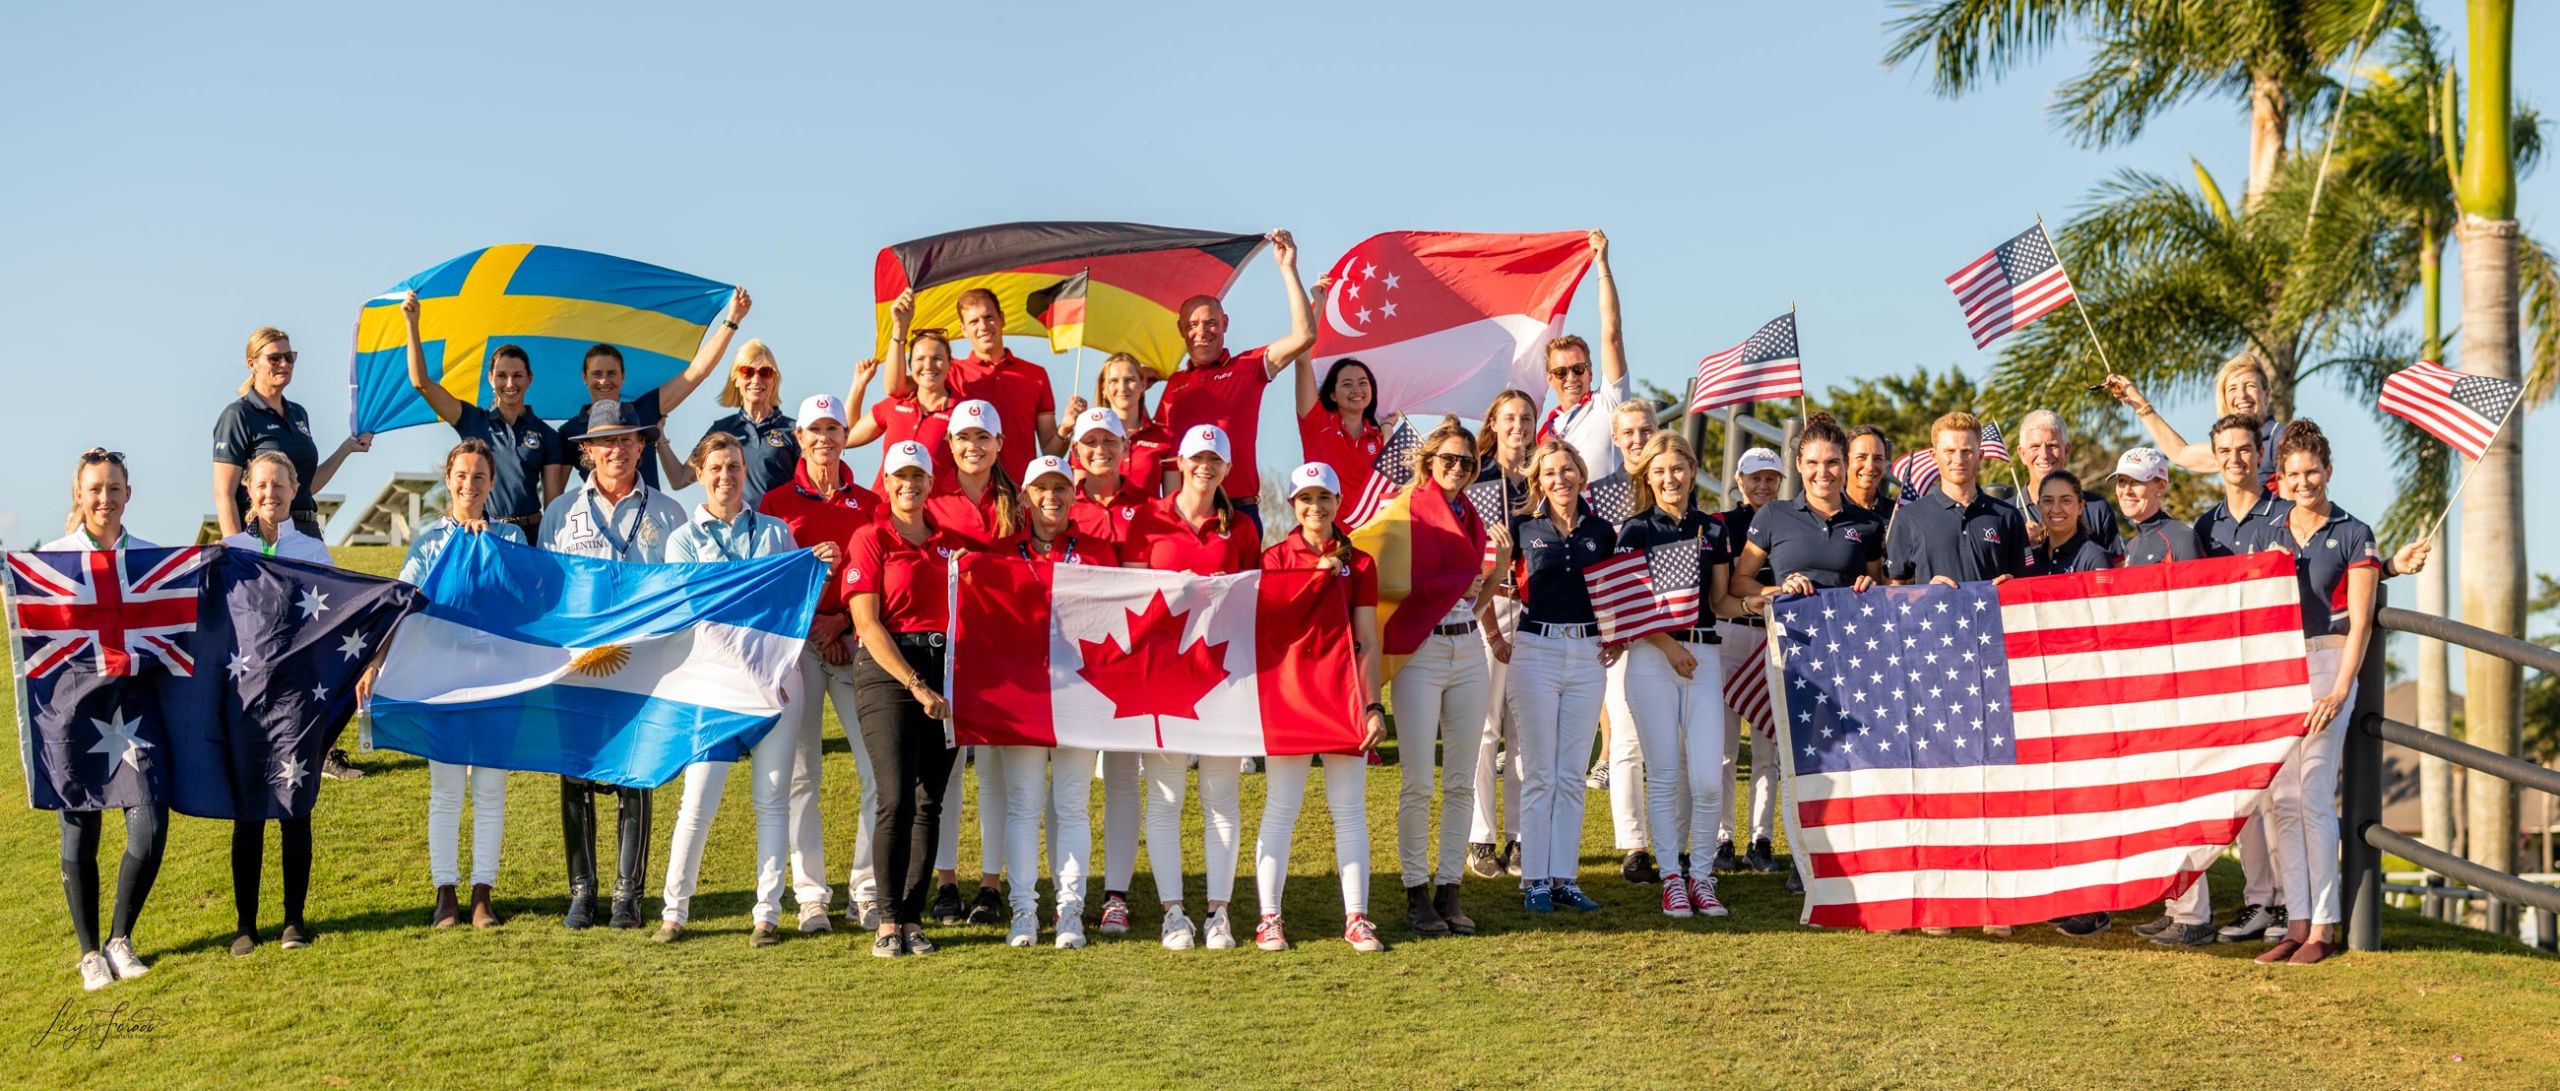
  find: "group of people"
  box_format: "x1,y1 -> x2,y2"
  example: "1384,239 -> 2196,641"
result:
49,231 -> 2424,990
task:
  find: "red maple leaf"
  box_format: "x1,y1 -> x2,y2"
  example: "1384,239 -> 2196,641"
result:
1074,590 -> 1231,747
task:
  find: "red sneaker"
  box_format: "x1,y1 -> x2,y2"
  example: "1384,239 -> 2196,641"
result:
1255,914 -> 1289,951
1343,913 -> 1386,953
1660,873 -> 1694,918
1097,895 -> 1131,936
1691,876 -> 1729,918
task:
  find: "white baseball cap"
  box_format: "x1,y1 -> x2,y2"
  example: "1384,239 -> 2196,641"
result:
1022,455 -> 1074,486
1178,424 -> 1231,462
796,393 -> 848,429
1738,447 -> 1784,477
881,440 -> 934,478
1286,461 -> 1342,499
2111,447 -> 2170,483
1072,406 -> 1127,443
951,399 -> 1002,437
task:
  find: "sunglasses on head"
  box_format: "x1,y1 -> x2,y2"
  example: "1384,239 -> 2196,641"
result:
79,447 -> 125,465
259,350 -> 299,365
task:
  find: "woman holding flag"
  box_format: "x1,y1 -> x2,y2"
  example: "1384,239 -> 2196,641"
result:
212,325 -> 371,542
1387,417 -> 1502,938
847,307 -> 963,488
845,440 -> 970,957
652,433 -> 801,946
999,455 -> 1121,948
1251,462 -> 1390,953
1061,405 -> 1152,934
1122,424 -> 1262,950
924,398 -> 1018,927
2103,357 -> 2285,478
1467,389 -> 1538,880
1613,433 -> 1735,920
220,451 -> 335,955
48,447 -> 169,989
657,339 -> 799,508
1503,438 -> 1618,914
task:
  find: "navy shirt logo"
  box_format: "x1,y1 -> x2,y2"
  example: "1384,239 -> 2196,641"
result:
520,432 -> 543,449
765,432 -> 791,448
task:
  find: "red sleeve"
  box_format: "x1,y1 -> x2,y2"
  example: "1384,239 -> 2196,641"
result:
1350,550 -> 1380,609
842,524 -> 886,601
868,400 -> 895,434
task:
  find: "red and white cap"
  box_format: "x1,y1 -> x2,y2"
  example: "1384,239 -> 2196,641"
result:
796,393 -> 848,428
2110,447 -> 2170,483
1286,461 -> 1342,499
881,440 -> 934,478
1178,424 -> 1231,462
952,399 -> 1002,437
1072,406 -> 1127,443
1022,455 -> 1075,486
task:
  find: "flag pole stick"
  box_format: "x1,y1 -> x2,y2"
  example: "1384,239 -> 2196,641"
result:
2038,212 -> 2120,383
1792,300 -> 1806,427
2420,394 -> 2524,544
2305,0 -> 2393,233
1068,265 -> 1090,408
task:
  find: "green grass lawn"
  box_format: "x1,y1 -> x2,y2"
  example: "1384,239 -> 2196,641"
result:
4,547 -> 2556,1089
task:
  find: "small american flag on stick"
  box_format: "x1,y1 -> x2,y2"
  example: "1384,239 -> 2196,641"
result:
1341,417 -> 1422,529
2377,359 -> 2521,461
1688,313 -> 1804,414
1584,539 -> 1702,644
1947,225 -> 2076,348
1979,420 -> 2011,462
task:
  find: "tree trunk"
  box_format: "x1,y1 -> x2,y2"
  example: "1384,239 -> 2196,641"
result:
2456,213 -> 2521,884
2243,70 -> 2290,210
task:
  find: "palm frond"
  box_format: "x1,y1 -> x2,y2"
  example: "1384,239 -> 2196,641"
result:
2521,232 -> 2560,407
1882,0 -> 2103,97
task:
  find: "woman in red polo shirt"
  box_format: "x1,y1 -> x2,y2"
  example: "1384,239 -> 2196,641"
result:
1121,424 -> 1262,950
848,322 -> 965,490
1250,463 -> 1389,953
986,455 -> 1121,949
920,397 -> 1021,925
844,440 -> 968,957
1295,354 -> 1390,509
1061,404 -> 1152,935
1065,352 -> 1177,495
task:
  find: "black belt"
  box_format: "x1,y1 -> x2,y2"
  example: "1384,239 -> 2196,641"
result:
1663,627 -> 1722,645
892,631 -> 946,650
1432,620 -> 1479,636
1725,615 -> 1768,628
496,513 -> 542,536
1519,620 -> 1594,640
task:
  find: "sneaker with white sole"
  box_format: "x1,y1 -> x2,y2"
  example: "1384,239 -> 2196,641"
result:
1344,914 -> 1386,953
845,900 -> 883,930
1007,910 -> 1039,948
1585,760 -> 1609,791
1055,913 -> 1087,949
797,902 -> 833,934
1203,908 -> 1237,949
2218,903 -> 2279,943
1691,876 -> 1729,918
1098,895 -> 1131,935
1161,907 -> 1196,950
78,952 -> 115,991
1660,873 -> 1694,918
1255,914 -> 1289,951
102,938 -> 148,979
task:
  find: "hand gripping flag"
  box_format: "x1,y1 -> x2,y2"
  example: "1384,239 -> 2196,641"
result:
1348,476 -> 1491,682
1585,540 -> 1703,645
873,223 -> 1268,374
349,244 -> 738,434
950,557 -> 1365,756
160,550 -> 420,819
1767,553 -> 2311,931
1308,232 -> 1597,419
7,547 -> 209,810
2377,359 -> 2523,460
367,531 -> 822,788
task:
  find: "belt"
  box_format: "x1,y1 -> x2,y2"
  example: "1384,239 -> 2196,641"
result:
892,631 -> 947,649
1725,615 -> 1768,628
1519,620 -> 1594,640
1664,627 -> 1721,645
495,513 -> 542,534
2306,633 -> 2347,651
1432,620 -> 1480,637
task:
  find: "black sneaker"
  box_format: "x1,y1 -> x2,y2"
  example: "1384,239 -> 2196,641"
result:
967,885 -> 1005,926
1744,838 -> 1776,873
2132,914 -> 2178,938
321,749 -> 367,780
1711,840 -> 1740,873
2054,912 -> 2112,937
279,923 -> 312,949
1783,868 -> 1804,896
1466,843 -> 1503,880
1621,850 -> 1661,885
229,932 -> 258,957
930,883 -> 966,924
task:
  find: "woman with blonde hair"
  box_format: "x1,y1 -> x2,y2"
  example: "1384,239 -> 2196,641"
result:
1467,388 -> 1538,880
1615,432 -> 1737,918
659,338 -> 800,507
219,452 -> 334,956
2101,356 -> 2284,479
213,326 -> 372,541
1065,352 -> 1177,494
1502,438 -> 1617,912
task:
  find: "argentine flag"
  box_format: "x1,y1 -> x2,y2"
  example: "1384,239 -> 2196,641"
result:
368,532 -> 822,788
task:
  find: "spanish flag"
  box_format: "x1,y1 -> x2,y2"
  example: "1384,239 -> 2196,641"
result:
1349,475 -> 1489,684
873,222 -> 1266,375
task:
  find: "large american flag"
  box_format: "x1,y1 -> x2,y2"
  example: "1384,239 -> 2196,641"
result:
1342,416 -> 1422,529
1768,553 -> 2310,931
1946,225 -> 2076,348
1688,312 -> 1804,414
1584,539 -> 1701,644
2377,359 -> 2522,461
7,547 -> 207,678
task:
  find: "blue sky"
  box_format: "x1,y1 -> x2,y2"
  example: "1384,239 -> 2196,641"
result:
4,2 -> 2553,597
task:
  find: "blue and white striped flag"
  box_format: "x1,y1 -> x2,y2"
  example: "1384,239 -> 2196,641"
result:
366,532 -> 823,788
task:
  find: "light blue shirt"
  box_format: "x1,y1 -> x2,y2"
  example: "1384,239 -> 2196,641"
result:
538,478 -> 686,563
399,516 -> 528,585
665,504 -> 798,563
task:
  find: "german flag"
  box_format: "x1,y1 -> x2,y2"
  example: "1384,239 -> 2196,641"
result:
873,222 -> 1266,375
1025,270 -> 1088,353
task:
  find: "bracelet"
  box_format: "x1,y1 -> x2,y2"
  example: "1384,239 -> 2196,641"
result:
723,319 -> 740,330
1364,702 -> 1386,716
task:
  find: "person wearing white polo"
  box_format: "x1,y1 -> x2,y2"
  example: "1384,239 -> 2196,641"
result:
1533,230 -> 1630,479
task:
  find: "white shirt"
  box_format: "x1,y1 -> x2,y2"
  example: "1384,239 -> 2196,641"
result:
40,528 -> 155,551
538,477 -> 685,563
1545,369 -> 1629,480
221,523 -> 332,564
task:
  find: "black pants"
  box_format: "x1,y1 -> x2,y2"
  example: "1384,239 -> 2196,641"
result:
232,816 -> 312,936
852,642 -> 959,927
60,807 -> 168,954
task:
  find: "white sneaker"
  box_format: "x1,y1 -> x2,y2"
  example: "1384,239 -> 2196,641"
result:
1055,913 -> 1087,949
1161,907 -> 1195,950
855,901 -> 884,930
78,952 -> 114,991
102,938 -> 149,979
1007,910 -> 1039,948
1203,907 -> 1236,949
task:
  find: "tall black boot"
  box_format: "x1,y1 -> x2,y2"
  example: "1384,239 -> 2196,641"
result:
609,787 -> 652,929
560,779 -> 598,930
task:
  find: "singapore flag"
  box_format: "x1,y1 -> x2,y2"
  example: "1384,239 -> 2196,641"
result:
1310,232 -> 1598,419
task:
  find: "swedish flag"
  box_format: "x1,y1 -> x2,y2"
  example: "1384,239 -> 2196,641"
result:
350,244 -> 735,433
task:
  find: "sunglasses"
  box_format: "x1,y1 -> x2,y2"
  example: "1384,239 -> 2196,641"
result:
1427,452 -> 1479,470
258,350 -> 299,365
80,447 -> 125,465
734,365 -> 777,380
1547,363 -> 1590,379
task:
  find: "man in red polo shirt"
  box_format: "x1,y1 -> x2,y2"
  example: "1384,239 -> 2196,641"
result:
1154,229 -> 1317,529
948,288 -> 1063,479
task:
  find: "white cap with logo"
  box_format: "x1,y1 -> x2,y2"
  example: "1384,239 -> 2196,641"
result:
1072,406 -> 1127,443
1287,461 -> 1342,498
881,440 -> 934,478
1023,455 -> 1074,486
2111,447 -> 2170,483
952,399 -> 1002,437
1178,424 -> 1231,462
1737,447 -> 1784,477
796,393 -> 848,429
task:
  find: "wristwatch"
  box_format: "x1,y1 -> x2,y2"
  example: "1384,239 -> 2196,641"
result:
1364,701 -> 1387,717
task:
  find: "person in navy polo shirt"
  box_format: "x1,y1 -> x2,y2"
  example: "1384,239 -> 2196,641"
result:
1711,445 -> 1786,875
1845,425 -> 1894,513
1584,398 -> 1659,881
1888,411 -> 2030,586
213,325 -> 372,539
1503,438 -> 1618,915
946,288 -> 1063,478
2111,448 -> 2203,569
1535,231 -> 1630,479
557,287 -> 751,490
400,290 -> 566,537
1613,432 -> 1735,921
659,338 -> 798,508
2014,409 -> 2118,554
2028,471 -> 2116,575
1155,230 -> 1317,527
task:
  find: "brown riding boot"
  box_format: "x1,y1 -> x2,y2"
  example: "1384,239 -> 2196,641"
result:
432,885 -> 462,929
470,884 -> 500,929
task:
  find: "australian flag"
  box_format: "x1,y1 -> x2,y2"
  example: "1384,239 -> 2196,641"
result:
159,551 -> 419,819
7,547 -> 209,810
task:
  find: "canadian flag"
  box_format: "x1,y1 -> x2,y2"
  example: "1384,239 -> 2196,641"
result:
1309,231 -> 1596,419
948,557 -> 1365,756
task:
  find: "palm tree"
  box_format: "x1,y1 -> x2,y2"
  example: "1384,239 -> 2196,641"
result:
1885,0 -> 2389,207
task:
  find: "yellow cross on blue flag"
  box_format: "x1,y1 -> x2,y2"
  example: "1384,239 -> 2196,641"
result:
349,244 -> 736,433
